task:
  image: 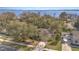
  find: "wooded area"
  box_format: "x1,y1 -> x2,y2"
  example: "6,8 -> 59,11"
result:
0,11 -> 78,50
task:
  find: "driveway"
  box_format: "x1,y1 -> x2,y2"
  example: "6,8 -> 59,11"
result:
62,43 -> 72,51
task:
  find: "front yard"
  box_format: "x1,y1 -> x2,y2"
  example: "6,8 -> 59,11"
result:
72,47 -> 79,51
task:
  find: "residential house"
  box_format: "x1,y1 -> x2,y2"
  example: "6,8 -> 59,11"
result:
71,31 -> 79,45
64,19 -> 75,30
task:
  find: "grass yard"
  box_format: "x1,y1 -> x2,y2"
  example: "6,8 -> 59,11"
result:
45,41 -> 61,51
72,48 -> 79,51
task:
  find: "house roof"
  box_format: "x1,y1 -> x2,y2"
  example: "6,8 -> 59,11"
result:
62,32 -> 70,36
39,28 -> 52,36
72,31 -> 79,40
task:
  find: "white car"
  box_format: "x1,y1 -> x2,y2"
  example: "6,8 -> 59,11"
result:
63,38 -> 68,42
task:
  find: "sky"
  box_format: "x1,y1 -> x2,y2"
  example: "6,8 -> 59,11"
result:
0,7 -> 79,17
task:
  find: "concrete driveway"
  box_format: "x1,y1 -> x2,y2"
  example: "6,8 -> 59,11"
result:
62,43 -> 72,51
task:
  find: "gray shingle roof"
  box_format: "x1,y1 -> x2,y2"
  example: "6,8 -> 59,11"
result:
72,31 -> 79,40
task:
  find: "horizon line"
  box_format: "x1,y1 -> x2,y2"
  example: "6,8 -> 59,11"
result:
0,7 -> 79,10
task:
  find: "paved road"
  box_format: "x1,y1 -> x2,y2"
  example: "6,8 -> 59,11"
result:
0,38 -> 34,51
62,43 -> 72,51
0,44 -> 16,51
0,39 -> 16,51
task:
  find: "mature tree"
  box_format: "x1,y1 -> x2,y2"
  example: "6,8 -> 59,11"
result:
0,12 -> 16,32
59,12 -> 67,20
74,18 -> 79,30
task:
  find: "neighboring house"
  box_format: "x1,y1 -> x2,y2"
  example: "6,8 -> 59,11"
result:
39,28 -> 52,37
71,31 -> 79,45
64,19 -> 75,30
61,32 -> 74,44
61,31 -> 79,45
34,41 -> 46,51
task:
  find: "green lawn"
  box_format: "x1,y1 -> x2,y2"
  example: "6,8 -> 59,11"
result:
72,48 -> 79,51
45,41 -> 61,51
